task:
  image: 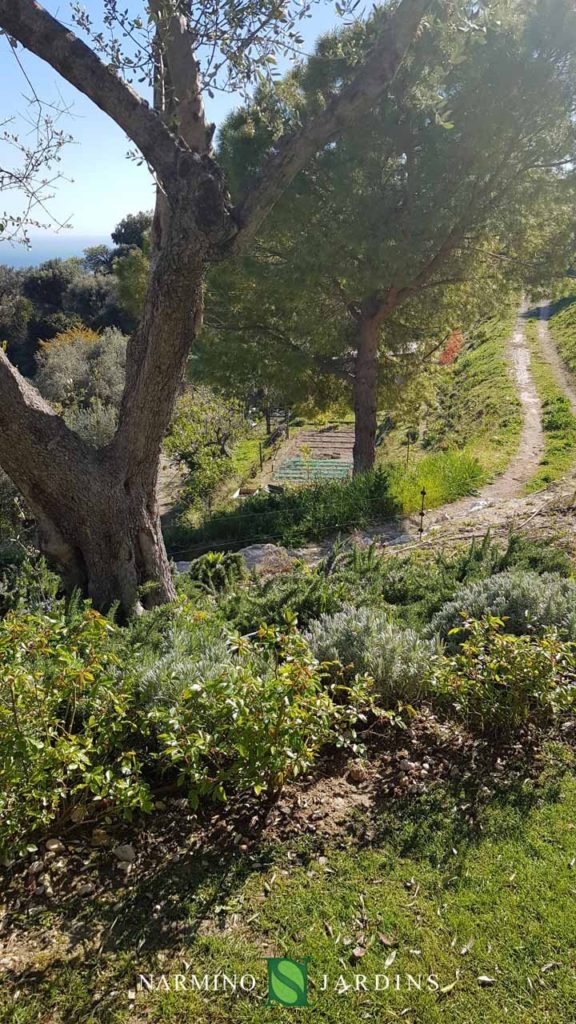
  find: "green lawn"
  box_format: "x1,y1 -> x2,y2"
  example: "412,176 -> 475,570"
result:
3,745 -> 576,1023
524,318 -> 576,492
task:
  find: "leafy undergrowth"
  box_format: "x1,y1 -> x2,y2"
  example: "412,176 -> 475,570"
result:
2,533 -> 576,1022
167,452 -> 485,555
524,319 -> 576,492
166,467 -> 400,553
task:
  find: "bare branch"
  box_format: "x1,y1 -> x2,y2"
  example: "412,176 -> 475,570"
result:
0,0 -> 183,189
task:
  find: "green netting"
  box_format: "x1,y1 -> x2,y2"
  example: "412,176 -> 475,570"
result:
273,457 -> 353,482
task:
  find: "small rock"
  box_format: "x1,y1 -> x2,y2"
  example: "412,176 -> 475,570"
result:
113,844 -> 136,863
45,839 -> 65,854
78,883 -> 95,897
29,860 -> 44,875
348,764 -> 368,784
238,543 -> 297,576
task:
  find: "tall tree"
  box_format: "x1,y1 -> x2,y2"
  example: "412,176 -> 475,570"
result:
0,0 -> 431,614
210,1 -> 576,472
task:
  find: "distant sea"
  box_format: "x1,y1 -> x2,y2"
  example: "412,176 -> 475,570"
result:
1,235 -> 108,269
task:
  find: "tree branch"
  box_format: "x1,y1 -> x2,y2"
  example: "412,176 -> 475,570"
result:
232,0 -> 432,245
0,350 -> 92,503
150,1 -> 212,153
0,0 -> 183,189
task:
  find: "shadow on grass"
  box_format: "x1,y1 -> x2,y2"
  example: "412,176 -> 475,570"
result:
1,720 -> 574,1021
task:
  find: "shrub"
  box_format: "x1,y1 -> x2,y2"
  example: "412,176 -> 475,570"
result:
148,624 -> 373,803
186,550 -> 248,593
432,617 -> 576,736
35,326 -> 127,411
429,570 -> 576,645
63,399 -> 119,446
136,607 -> 233,708
0,555 -> 61,618
306,604 -> 434,703
0,607 -> 151,856
0,601 -> 373,851
216,561 -> 352,633
165,386 -> 246,516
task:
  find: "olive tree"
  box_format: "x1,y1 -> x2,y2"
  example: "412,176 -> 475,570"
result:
0,0 -> 430,614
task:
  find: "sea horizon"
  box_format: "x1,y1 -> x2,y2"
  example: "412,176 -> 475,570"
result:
0,234 -> 108,269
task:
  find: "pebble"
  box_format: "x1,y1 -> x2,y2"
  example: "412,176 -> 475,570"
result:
45,839 -> 65,854
113,844 -> 136,863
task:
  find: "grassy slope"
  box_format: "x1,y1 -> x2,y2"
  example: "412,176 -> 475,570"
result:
524,319 -> 576,492
380,313 -> 522,507
548,292 -> 576,373
5,753 -> 576,1023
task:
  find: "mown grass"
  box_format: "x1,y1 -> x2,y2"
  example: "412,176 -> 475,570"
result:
524,318 -> 576,492
3,748 -> 576,1024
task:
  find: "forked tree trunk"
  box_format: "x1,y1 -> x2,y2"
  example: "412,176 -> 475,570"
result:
352,314 -> 381,475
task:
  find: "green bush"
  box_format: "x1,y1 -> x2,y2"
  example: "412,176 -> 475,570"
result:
305,604 -> 434,703
136,606 -> 233,708
0,601 -> 373,852
0,555 -> 61,618
165,386 -> 246,516
432,617 -> 576,736
429,570 -> 576,645
0,606 -> 151,856
216,562 -> 352,632
148,624 -> 373,804
186,550 -> 248,594
168,468 -> 399,551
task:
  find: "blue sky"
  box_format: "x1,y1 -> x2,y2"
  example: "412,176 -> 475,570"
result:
0,0 -> 341,252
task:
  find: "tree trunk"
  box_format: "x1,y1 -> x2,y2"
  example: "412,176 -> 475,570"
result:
353,315 -> 380,475
0,196 -> 208,617
32,464 -> 175,616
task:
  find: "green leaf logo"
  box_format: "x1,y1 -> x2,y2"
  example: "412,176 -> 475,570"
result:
267,957 -> 309,1007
